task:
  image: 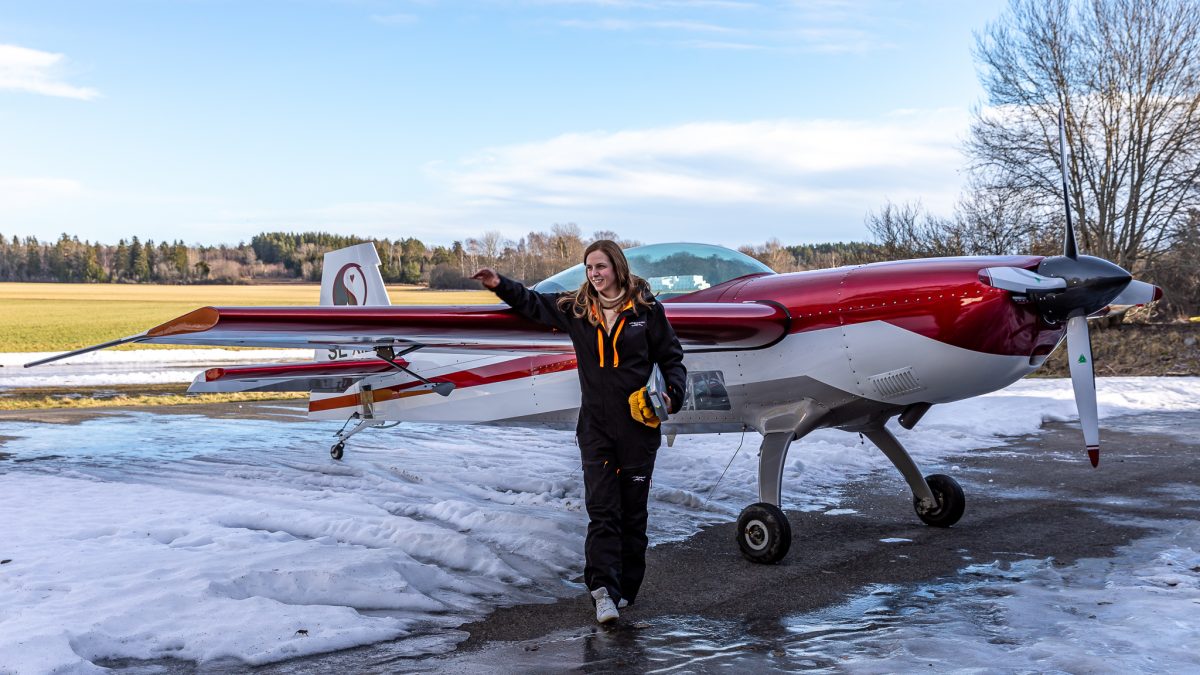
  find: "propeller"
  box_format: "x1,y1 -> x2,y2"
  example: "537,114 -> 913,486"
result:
1053,106 -> 1103,467
978,109 -> 1163,467
1066,315 -> 1099,466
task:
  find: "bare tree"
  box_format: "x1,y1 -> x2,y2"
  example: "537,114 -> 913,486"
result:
953,182 -> 1042,256
1142,209 -> 1200,318
548,223 -> 585,269
738,238 -> 798,272
968,0 -> 1200,272
466,230 -> 508,268
589,230 -> 642,249
865,201 -> 965,258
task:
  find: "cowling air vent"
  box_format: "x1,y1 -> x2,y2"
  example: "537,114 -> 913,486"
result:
870,367 -> 924,399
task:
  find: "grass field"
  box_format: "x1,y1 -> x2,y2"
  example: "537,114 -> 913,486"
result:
0,283 -> 495,352
0,384 -> 307,410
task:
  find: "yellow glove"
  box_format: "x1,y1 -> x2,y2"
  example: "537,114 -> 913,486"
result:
628,387 -> 660,428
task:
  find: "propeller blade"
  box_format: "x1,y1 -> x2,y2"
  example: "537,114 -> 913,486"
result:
1066,315 -> 1100,467
979,266 -> 1067,294
1059,108 -> 1079,260
1109,280 -> 1163,306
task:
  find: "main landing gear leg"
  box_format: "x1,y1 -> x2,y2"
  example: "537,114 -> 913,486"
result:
736,432 -> 794,564
863,426 -> 965,528
330,413 -> 384,460
736,402 -> 827,565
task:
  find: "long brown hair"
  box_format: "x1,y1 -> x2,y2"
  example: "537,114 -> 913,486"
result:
557,240 -> 654,325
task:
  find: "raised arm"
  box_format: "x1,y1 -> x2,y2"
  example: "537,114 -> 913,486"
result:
474,268 -> 572,332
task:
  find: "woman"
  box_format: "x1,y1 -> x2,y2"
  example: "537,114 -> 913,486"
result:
473,240 -> 687,624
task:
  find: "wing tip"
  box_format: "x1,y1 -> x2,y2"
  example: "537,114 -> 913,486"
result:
147,307 -> 220,338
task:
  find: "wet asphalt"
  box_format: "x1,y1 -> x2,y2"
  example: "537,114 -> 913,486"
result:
240,410 -> 1200,673
47,407 -> 1199,673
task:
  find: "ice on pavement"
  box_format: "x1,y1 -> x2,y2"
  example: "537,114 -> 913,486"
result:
0,377 -> 1198,671
784,519 -> 1200,672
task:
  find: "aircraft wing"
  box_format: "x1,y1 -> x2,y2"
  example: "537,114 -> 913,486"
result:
25,301 -> 792,367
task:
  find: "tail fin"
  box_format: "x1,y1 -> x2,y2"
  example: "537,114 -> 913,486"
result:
316,243 -> 391,364
320,243 -> 391,307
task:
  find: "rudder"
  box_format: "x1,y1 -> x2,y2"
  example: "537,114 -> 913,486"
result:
320,242 -> 391,307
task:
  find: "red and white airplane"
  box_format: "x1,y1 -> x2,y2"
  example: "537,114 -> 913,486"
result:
26,121 -> 1161,564
26,233 -> 1160,563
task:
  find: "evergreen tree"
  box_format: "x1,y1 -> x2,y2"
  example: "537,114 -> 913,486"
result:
114,240 -> 129,280
130,237 -> 150,281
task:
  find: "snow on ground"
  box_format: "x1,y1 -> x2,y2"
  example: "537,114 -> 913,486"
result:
0,377 -> 1197,672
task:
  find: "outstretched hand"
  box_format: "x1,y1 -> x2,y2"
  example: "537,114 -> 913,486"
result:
472,268 -> 500,289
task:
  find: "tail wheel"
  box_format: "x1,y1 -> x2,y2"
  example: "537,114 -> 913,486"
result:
736,502 -> 792,564
330,442 -> 345,460
914,474 -> 965,527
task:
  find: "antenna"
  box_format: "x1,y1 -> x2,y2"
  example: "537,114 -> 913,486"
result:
1059,107 -> 1078,259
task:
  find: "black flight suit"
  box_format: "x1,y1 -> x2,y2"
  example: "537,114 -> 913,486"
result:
493,275 -> 686,606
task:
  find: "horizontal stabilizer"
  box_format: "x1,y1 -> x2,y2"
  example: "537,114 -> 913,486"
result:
189,357 -> 398,393
979,267 -> 1067,294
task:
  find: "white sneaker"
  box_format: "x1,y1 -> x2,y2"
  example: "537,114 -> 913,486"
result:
617,598 -> 629,609
591,587 -> 619,624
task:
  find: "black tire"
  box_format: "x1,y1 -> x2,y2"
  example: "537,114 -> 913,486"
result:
736,502 -> 792,564
913,474 -> 965,527
330,443 -> 345,460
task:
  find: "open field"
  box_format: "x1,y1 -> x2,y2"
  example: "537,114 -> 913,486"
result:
0,383 -> 306,411
0,283 -> 495,352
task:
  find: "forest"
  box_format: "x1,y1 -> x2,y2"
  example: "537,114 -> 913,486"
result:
0,217 -> 1194,319
0,225 -> 889,288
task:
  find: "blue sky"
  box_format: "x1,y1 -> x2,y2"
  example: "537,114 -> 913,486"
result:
0,0 -> 1006,248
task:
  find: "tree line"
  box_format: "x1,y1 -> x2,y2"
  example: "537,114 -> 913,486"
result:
0,213 -> 1192,317
0,226 -> 890,287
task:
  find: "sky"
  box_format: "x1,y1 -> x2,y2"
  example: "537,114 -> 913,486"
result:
0,0 -> 1007,249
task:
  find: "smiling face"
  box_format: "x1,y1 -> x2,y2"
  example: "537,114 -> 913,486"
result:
585,250 -> 617,297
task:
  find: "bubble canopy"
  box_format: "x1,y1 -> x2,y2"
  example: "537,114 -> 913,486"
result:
531,242 -> 775,298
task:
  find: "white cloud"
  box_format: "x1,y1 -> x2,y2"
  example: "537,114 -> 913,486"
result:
378,109 -> 968,244
433,110 -> 968,214
0,112 -> 970,248
527,0 -> 895,53
0,44 -> 98,100
0,177 -> 85,209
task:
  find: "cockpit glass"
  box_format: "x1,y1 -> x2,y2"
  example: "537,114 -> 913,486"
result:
531,242 -> 775,298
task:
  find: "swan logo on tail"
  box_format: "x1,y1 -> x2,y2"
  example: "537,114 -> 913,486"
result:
333,263 -> 368,305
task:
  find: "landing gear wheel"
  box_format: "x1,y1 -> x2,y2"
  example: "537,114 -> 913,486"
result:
330,442 -> 345,460
736,502 -> 792,564
914,474 -> 965,527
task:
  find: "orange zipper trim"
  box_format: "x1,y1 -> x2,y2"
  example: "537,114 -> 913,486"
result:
611,318 -> 626,367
